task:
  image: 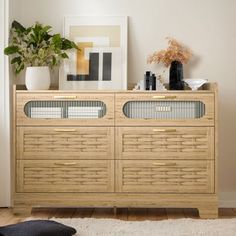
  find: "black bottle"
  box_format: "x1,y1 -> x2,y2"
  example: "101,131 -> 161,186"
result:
150,74 -> 156,90
145,71 -> 151,90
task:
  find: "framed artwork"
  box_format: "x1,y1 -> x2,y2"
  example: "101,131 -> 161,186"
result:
59,16 -> 128,90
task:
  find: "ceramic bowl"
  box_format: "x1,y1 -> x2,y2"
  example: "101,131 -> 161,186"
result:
183,79 -> 207,90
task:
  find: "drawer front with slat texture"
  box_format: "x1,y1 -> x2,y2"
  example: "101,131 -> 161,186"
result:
17,160 -> 114,193
116,160 -> 214,193
116,127 -> 214,160
17,127 -> 114,160
115,93 -> 214,126
16,93 -> 114,126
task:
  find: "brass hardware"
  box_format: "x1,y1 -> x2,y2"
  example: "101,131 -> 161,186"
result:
152,129 -> 176,132
153,162 -> 177,166
152,95 -> 177,99
54,95 -> 77,99
54,129 -> 76,132
55,162 -> 77,166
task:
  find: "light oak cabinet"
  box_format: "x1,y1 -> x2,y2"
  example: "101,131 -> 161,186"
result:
13,83 -> 218,218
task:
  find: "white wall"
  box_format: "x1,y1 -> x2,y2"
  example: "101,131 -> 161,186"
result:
0,0 -> 10,207
9,0 -> 236,206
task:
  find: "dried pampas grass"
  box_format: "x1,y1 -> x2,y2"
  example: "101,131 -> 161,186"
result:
147,37 -> 193,67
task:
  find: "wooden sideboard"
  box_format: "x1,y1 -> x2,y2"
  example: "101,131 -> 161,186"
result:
13,83 -> 218,218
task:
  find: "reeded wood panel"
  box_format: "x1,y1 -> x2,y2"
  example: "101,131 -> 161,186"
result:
116,127 -> 214,160
115,93 -> 214,126
116,160 -> 214,193
17,127 -> 114,160
17,160 -> 114,193
16,93 -> 114,126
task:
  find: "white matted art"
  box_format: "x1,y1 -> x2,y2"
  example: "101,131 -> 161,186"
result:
59,16 -> 128,90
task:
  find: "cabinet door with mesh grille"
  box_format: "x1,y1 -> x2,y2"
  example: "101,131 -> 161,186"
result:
17,160 -> 114,193
116,127 -> 214,160
16,93 -> 114,126
17,127 -> 114,160
115,93 -> 214,126
115,160 -> 214,193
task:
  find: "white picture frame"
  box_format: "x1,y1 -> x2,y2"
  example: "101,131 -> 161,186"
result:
59,16 -> 128,90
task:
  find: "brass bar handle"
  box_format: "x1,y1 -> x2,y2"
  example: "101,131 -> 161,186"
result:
55,162 -> 77,166
54,95 -> 77,99
152,95 -> 177,99
153,162 -> 177,166
153,129 -> 176,132
54,129 -> 76,132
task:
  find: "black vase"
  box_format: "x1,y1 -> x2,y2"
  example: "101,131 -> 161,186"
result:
169,60 -> 184,90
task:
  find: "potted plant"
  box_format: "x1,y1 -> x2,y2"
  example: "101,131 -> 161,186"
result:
147,37 -> 192,90
4,21 -> 78,90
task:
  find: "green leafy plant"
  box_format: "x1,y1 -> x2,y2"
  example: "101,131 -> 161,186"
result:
4,21 -> 78,74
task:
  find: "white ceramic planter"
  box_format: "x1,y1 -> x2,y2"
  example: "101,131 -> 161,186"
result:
25,66 -> 50,90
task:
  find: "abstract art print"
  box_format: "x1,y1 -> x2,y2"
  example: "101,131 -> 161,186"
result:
59,16 -> 128,90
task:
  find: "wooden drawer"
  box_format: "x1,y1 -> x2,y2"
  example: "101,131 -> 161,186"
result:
115,93 -> 214,126
16,160 -> 114,193
16,92 -> 114,126
17,127 -> 114,160
116,160 -> 214,193
116,127 -> 214,160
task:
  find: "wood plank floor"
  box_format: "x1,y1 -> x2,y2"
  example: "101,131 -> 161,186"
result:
0,208 -> 236,226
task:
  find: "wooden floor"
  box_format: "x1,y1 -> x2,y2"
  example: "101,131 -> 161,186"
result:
0,207 -> 236,226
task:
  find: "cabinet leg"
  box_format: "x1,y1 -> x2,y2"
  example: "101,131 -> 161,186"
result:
13,205 -> 32,216
198,207 -> 218,219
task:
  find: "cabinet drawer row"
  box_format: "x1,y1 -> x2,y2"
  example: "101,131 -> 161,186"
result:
17,126 -> 214,160
16,160 -> 214,194
16,93 -> 215,126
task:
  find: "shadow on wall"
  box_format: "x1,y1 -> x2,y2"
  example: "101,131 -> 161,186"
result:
184,55 -> 201,78
218,96 -> 236,192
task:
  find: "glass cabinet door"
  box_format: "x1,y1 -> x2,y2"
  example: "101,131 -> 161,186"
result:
16,93 -> 114,126
115,93 -> 214,126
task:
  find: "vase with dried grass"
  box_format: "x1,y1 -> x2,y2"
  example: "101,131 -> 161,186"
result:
147,37 -> 192,90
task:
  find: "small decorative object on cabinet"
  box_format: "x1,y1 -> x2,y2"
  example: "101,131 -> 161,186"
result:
13,83 -> 218,219
4,21 -> 77,90
147,37 -> 192,90
184,79 -> 208,91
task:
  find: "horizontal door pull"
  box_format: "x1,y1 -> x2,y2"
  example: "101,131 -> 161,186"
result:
54,95 -> 77,99
54,128 -> 76,132
153,162 -> 177,166
55,162 -> 77,166
152,129 -> 176,132
152,95 -> 177,99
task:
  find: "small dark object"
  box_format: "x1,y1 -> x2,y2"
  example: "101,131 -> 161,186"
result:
150,74 -> 156,90
0,220 -> 76,236
169,60 -> 184,90
145,71 -> 151,90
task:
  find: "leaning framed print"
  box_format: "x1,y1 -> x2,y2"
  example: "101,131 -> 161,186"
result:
59,16 -> 128,90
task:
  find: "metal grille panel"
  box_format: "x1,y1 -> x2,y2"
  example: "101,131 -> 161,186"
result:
24,101 -> 106,119
123,101 -> 205,119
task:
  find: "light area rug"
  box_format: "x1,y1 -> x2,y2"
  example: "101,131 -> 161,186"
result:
33,217 -> 236,236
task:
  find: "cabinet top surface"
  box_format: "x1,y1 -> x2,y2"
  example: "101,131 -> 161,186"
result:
14,83 -> 217,94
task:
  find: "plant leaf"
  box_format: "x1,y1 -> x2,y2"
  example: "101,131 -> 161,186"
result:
11,56 -> 21,65
52,34 -> 62,49
61,53 -> 69,59
11,21 -> 26,32
4,46 -> 19,55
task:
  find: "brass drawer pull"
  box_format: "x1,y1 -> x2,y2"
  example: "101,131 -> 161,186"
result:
54,95 -> 77,99
152,95 -> 177,99
153,162 -> 177,166
153,129 -> 176,132
55,162 -> 77,166
54,129 -> 76,132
